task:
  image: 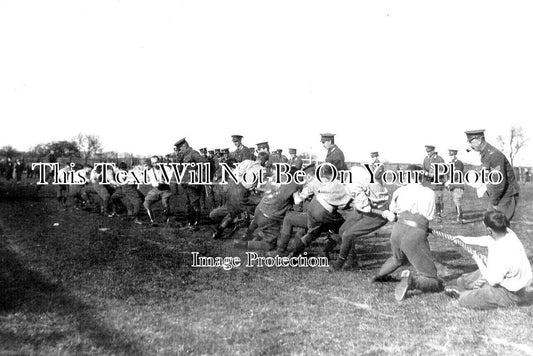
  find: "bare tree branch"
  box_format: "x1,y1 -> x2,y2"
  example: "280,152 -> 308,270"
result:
497,125 -> 528,166
74,133 -> 103,164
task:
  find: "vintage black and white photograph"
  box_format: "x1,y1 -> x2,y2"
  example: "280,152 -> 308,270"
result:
2,1 -> 533,355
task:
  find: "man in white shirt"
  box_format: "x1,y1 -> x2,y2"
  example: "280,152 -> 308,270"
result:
372,165 -> 444,301
445,211 -> 532,309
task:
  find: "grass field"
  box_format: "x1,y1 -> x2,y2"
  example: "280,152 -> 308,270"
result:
1,180 -> 533,355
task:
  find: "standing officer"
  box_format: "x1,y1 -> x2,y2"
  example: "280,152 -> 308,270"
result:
221,148 -> 230,162
143,156 -> 173,226
422,145 -> 445,218
230,135 -> 253,162
198,148 -> 212,210
370,151 -> 385,182
288,148 -> 303,169
256,141 -> 278,176
465,129 -> 519,221
321,133 -> 348,171
174,138 -> 207,230
275,149 -> 288,163
446,149 -> 465,222
256,141 -> 270,154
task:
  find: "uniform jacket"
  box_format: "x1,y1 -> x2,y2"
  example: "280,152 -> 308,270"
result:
448,158 -> 465,190
325,145 -> 348,171
231,145 -> 254,163
422,153 -> 445,190
177,147 -> 207,184
480,143 -> 519,206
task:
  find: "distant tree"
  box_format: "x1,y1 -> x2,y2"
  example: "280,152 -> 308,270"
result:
47,141 -> 80,160
497,125 -> 528,166
74,133 -> 102,164
0,145 -> 20,159
29,144 -> 49,159
99,151 -> 119,162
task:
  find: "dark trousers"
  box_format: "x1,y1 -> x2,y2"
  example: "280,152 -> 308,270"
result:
493,194 -> 519,222
453,270 -> 525,309
278,211 -> 308,252
185,185 -> 203,213
122,185 -> 144,217
301,198 -> 344,245
243,206 -> 282,250
226,184 -> 258,218
377,211 -> 442,292
337,211 -> 388,260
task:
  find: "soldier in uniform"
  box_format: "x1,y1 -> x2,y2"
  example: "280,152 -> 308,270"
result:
270,164 -> 317,257
198,148 -> 209,210
230,135 -> 253,162
174,138 -> 207,229
321,133 -> 348,171
445,149 -> 465,222
290,164 -> 352,257
370,151 -> 385,182
256,141 -> 269,154
422,145 -> 446,218
233,165 -> 307,251
221,148 -> 230,163
288,148 -> 303,170
210,152 -> 269,239
256,141 -> 278,176
198,147 -> 216,209
143,156 -> 173,226
212,148 -> 229,207
275,149 -> 288,163
465,129 -> 520,221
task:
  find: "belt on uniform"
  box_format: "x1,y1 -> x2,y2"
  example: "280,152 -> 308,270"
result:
397,218 -> 428,232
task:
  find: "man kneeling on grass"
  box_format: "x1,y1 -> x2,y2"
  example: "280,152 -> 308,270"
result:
371,165 -> 444,301
445,211 -> 532,309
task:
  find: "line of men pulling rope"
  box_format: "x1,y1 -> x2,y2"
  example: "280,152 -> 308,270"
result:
48,129 -> 530,308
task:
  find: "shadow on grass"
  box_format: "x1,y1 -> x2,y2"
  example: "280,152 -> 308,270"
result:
0,241 -> 144,355
0,181 -> 43,201
461,209 -> 486,220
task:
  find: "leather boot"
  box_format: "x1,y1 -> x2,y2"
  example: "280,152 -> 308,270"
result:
212,215 -> 232,239
290,238 -> 306,256
328,256 -> 345,272
322,236 -> 337,260
343,251 -> 361,271
436,202 -> 442,217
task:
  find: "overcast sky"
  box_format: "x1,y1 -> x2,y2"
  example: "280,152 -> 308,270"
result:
1,1 -> 532,166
